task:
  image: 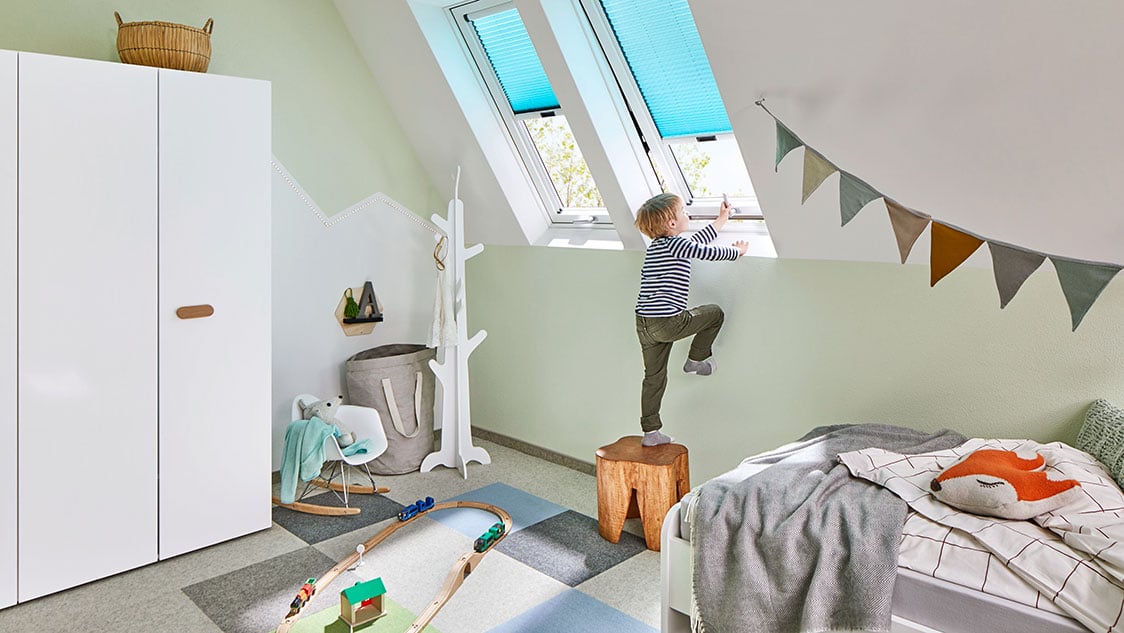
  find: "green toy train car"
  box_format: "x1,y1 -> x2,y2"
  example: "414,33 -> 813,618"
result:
473,522 -> 506,553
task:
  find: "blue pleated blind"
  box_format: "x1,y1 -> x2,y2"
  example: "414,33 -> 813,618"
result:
599,0 -> 730,138
470,8 -> 560,114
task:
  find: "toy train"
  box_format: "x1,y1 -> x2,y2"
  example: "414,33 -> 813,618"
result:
473,522 -> 506,553
288,578 -> 317,616
397,496 -> 435,521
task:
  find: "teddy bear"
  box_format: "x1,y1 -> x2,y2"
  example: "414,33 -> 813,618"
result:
297,395 -> 354,447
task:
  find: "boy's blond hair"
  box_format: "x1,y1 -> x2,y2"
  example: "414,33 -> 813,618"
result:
634,193 -> 682,238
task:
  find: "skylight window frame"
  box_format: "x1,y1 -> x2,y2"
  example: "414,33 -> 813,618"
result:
577,0 -> 763,221
451,0 -> 611,225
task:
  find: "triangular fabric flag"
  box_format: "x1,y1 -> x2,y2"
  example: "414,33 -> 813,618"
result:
802,149 -> 836,203
930,222 -> 984,286
1049,256 -> 1122,331
885,199 -> 930,264
988,243 -> 1045,309
839,172 -> 882,226
775,122 -> 803,171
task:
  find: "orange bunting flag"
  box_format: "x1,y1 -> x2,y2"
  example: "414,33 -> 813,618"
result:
885,199 -> 930,264
930,222 -> 984,287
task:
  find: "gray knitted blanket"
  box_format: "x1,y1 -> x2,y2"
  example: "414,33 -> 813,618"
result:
691,424 -> 967,633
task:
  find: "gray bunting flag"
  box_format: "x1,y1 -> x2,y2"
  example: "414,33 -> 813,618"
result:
988,243 -> 1046,309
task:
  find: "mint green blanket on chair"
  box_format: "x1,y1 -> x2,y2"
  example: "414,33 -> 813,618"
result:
278,417 -> 374,505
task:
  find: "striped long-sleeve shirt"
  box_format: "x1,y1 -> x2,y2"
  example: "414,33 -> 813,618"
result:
635,224 -> 740,317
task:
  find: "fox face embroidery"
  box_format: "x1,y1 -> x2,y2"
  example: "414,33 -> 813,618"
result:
929,449 -> 1081,520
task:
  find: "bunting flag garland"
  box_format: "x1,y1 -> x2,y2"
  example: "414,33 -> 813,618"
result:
988,243 -> 1045,309
885,199 -> 930,264
839,172 -> 883,226
775,122 -> 803,171
802,149 -> 837,203
760,101 -> 1122,330
1049,257 -> 1123,331
930,222 -> 984,287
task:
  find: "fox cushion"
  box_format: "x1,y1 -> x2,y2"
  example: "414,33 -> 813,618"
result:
929,449 -> 1082,520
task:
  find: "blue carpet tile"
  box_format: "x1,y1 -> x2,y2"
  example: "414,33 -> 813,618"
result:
484,589 -> 657,633
429,482 -> 567,538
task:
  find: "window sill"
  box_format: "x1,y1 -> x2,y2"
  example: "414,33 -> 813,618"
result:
533,220 -> 777,258
689,218 -> 777,258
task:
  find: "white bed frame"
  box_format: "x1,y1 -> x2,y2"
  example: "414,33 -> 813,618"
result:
659,501 -> 1086,633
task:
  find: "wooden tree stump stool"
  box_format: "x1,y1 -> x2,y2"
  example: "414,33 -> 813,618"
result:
596,436 -> 689,551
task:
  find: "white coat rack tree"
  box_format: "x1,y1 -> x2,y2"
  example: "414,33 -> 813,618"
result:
421,168 -> 490,479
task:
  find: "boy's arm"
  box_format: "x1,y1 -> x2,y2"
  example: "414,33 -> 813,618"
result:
668,235 -> 740,261
692,200 -> 734,243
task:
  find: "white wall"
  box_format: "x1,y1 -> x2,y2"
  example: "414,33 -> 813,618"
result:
270,163 -> 439,469
697,0 -> 1124,266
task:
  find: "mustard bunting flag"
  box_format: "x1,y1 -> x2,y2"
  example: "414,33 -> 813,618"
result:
775,121 -> 803,171
930,223 -> 983,287
885,199 -> 930,264
1049,257 -> 1122,331
802,149 -> 836,203
987,243 -> 1045,309
839,172 -> 882,226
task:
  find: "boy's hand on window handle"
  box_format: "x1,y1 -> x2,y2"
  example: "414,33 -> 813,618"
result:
733,240 -> 749,256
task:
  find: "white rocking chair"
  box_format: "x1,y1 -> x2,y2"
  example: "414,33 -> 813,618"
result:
272,394 -> 391,516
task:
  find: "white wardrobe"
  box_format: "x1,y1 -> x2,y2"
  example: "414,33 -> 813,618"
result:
0,49 -> 272,606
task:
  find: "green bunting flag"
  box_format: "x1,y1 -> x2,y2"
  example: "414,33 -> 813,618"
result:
885,199 -> 930,264
775,122 -> 803,171
839,172 -> 882,226
930,223 -> 983,287
988,243 -> 1045,309
802,150 -> 836,203
1049,257 -> 1122,331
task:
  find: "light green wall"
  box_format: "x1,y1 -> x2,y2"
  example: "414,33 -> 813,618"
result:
0,0 -> 438,214
468,247 -> 1124,483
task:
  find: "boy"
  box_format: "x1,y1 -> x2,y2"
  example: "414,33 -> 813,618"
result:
634,193 -> 748,446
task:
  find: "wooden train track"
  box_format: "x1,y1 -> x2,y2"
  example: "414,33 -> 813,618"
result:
276,500 -> 512,633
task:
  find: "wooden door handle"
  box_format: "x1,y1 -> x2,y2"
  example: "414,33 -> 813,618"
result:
176,304 -> 214,319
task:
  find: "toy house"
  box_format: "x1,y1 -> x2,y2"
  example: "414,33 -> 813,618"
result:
339,577 -> 386,631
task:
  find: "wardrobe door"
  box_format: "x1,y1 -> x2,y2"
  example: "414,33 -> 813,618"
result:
0,49 -> 16,610
158,69 -> 271,558
18,53 -> 158,600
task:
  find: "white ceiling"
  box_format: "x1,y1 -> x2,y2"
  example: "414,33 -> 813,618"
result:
336,0 -> 1124,267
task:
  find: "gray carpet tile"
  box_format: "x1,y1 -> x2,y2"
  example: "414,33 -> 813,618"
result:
272,491 -> 405,544
182,546 -> 362,633
494,510 -> 647,587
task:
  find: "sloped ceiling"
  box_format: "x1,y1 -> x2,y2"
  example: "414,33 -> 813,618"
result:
338,0 -> 1124,266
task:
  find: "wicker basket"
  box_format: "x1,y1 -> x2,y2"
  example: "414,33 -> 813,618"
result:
115,11 -> 213,73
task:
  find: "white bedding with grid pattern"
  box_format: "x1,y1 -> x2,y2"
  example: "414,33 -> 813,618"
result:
841,438 -> 1124,633
661,437 -> 1105,633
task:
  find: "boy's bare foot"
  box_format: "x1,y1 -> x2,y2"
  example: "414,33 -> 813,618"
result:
683,357 -> 715,376
642,430 -> 674,446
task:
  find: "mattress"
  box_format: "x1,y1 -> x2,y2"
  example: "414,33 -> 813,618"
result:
676,476 -> 1089,633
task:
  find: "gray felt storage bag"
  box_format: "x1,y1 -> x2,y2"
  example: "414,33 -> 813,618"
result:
346,344 -> 437,475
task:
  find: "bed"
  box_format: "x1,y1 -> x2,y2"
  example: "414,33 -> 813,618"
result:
659,425 -> 1119,633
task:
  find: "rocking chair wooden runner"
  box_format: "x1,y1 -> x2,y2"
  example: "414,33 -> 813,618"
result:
272,394 -> 391,516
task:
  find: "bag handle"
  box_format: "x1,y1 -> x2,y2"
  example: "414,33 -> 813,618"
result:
381,372 -> 424,438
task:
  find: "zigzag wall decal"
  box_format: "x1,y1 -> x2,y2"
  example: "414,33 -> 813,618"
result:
271,156 -> 442,236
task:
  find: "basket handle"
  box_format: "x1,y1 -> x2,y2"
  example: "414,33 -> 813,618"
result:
114,11 -> 123,27
202,18 -> 214,34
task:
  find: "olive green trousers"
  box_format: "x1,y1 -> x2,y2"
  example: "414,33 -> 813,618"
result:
635,304 -> 725,432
